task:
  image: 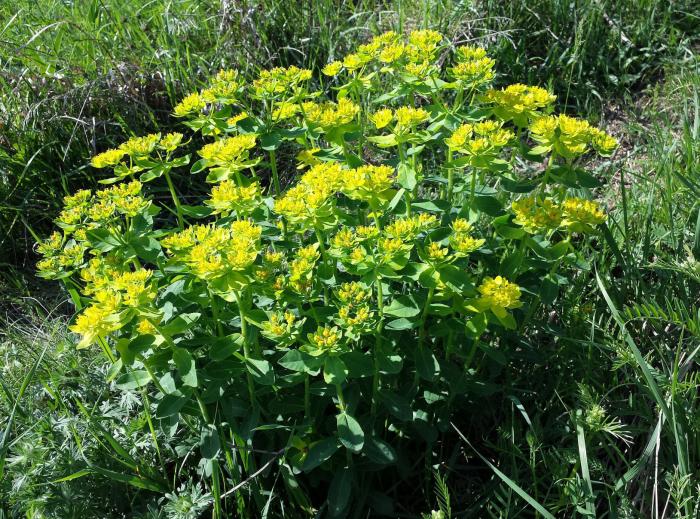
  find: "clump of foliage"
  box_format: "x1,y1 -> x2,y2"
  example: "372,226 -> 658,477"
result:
36,30 -> 617,516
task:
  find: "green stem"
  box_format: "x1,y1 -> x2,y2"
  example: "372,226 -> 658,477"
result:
269,150 -> 281,195
469,168 -> 477,210
370,274 -> 384,419
304,374 -> 311,420
335,382 -> 346,412
234,291 -> 257,408
208,289 -> 224,337
163,169 -> 184,229
446,149 -> 454,201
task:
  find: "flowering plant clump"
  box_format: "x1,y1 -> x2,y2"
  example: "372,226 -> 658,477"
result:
38,30 -> 616,516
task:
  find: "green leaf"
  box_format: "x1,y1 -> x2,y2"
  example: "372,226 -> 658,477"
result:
336,412 -> 364,452
376,349 -> 403,374
278,349 -> 321,375
323,356 -> 348,384
260,131 -> 281,151
156,392 -> 189,418
302,438 -> 339,472
364,436 -> 397,465
200,424 -> 220,460
115,371 -> 151,390
328,466 -> 353,516
473,195 -> 503,216
415,347 -> 440,381
385,317 -> 418,330
378,391 -> 412,421
246,358 -> 275,385
384,295 -> 421,318
397,162 -> 417,190
173,348 -> 198,388
342,351 -> 374,378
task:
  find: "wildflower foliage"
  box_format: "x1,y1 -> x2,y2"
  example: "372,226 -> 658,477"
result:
38,30 -> 616,515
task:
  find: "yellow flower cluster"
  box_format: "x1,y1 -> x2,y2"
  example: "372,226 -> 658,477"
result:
253,66 -> 312,98
449,218 -> 485,256
477,276 -> 523,318
92,133 -> 185,170
201,69 -> 241,104
198,134 -> 257,167
384,213 -> 439,241
530,114 -> 618,158
69,266 -> 156,348
95,180 -> 149,217
174,70 -> 241,116
445,120 -> 513,163
91,148 -> 125,169
561,197 -> 607,233
307,325 -> 343,355
261,310 -> 302,346
512,196 -> 562,234
70,292 -> 123,349
484,84 -> 556,127
303,98 -> 359,129
450,45 -> 495,88
288,245 -> 320,294
274,162 -> 343,227
336,281 -> 374,332
395,106 -> 430,133
333,29 -> 442,79
163,221 -> 262,280
206,181 -> 262,216
120,134 -> 160,157
341,164 -> 395,204
511,196 -> 605,233
173,92 -> 207,117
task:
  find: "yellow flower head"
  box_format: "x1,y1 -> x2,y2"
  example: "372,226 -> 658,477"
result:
379,43 -> 405,64
322,61 -> 343,77
174,92 -> 206,117
395,106 -> 430,132
512,196 -> 562,234
445,124 -> 473,149
371,108 -> 394,130
272,102 -> 300,122
70,293 -> 123,349
309,325 -> 342,353
159,132 -> 184,152
91,148 -> 125,169
206,180 -> 262,216
426,241 -> 450,263
337,281 -> 371,307
477,276 -> 522,318
198,134 -> 256,166
408,29 -> 443,57
341,164 -> 394,201
456,45 -> 488,62
120,134 -> 160,157
561,198 -> 606,233
485,84 -> 556,126
450,57 -> 495,86
227,111 -> 249,127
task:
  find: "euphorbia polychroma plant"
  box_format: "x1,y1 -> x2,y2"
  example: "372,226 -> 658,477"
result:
38,29 -> 616,517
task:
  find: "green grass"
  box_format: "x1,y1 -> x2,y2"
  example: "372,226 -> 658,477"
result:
1,0 -> 699,517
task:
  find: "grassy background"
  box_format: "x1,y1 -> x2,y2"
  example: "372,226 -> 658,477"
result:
1,0 -> 699,516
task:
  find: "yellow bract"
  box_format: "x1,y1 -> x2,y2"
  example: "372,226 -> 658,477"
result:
198,134 -> 256,166
512,196 -> 563,234
206,180 -> 262,216
477,276 -> 523,318
562,198 -> 607,232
